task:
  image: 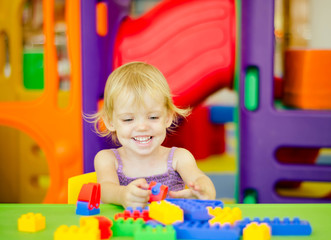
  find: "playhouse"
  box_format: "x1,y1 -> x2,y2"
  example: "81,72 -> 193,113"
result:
0,0 -> 330,204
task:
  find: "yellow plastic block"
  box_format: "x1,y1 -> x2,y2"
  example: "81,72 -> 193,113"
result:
149,200 -> 183,225
18,213 -> 46,232
80,216 -> 99,229
68,172 -> 97,204
54,224 -> 100,240
207,207 -> 242,226
243,222 -> 271,240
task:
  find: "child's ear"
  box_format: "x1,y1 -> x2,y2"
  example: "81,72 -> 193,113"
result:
166,112 -> 174,128
102,116 -> 116,132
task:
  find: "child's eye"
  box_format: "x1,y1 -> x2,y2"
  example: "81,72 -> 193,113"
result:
149,116 -> 159,120
122,118 -> 133,122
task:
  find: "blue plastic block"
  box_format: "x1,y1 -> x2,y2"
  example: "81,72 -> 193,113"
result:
126,206 -> 149,212
166,198 -> 224,220
76,201 -> 100,216
145,220 -> 164,227
151,183 -> 161,195
173,220 -> 240,240
236,217 -> 312,236
209,105 -> 234,123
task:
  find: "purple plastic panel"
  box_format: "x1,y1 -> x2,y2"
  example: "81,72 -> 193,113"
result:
81,0 -> 131,172
239,0 -> 331,203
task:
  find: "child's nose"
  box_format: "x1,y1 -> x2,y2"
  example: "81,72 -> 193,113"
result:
136,119 -> 149,130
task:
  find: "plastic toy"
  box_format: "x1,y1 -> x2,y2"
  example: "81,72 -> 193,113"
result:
77,183 -> 101,210
283,49 -> 331,109
0,0 -> 83,203
76,183 -> 101,215
148,181 -> 168,202
81,216 -> 113,239
166,198 -> 224,220
207,207 -> 242,226
149,200 -> 184,225
134,225 -> 176,240
115,207 -> 151,221
76,201 -> 100,216
68,172 -> 97,204
94,216 -> 113,239
235,217 -> 312,236
18,212 -> 45,232
239,0 -> 331,204
173,220 -> 240,240
243,222 -> 271,240
54,225 -> 100,240
112,218 -> 145,237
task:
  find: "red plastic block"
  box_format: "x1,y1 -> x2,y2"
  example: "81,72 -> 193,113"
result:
77,183 -> 101,210
148,181 -> 168,202
115,209 -> 151,221
95,216 -> 113,239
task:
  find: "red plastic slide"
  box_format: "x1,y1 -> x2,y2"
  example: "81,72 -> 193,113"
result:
114,0 -> 236,107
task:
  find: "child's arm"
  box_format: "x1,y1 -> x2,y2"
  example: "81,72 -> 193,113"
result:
169,148 -> 216,200
94,150 -> 151,208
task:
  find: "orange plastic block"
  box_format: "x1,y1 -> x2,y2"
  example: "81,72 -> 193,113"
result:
54,225 -> 100,240
283,49 -> 331,109
18,213 -> 46,232
149,200 -> 183,225
207,207 -> 242,226
243,222 -> 271,240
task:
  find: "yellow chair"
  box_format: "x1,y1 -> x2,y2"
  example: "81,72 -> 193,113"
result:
67,172 -> 97,204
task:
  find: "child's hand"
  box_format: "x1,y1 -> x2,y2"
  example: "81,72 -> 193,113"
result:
122,178 -> 151,208
169,181 -> 213,200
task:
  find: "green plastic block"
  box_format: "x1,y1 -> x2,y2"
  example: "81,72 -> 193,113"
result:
112,218 -> 145,237
134,225 -> 176,240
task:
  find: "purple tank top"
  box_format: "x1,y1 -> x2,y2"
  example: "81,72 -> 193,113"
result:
112,147 -> 185,192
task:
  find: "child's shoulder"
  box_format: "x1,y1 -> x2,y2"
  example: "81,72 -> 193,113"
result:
172,147 -> 195,170
94,149 -> 117,166
173,147 -> 194,158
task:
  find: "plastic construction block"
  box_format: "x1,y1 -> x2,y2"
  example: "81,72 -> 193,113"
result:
18,212 -> 46,232
54,225 -> 100,240
148,181 -> 168,202
145,220 -> 164,227
166,198 -> 224,220
115,206 -> 151,221
149,200 -> 184,225
76,201 -> 100,216
134,225 -> 176,240
80,216 -> 112,239
95,216 -> 113,239
78,182 -> 101,210
208,207 -> 242,226
173,220 -> 240,240
235,217 -> 312,236
112,218 -> 145,237
243,222 -> 271,240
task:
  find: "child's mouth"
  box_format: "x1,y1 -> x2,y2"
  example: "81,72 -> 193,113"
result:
132,136 -> 153,144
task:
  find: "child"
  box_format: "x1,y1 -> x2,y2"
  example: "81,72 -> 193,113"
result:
90,62 -> 216,208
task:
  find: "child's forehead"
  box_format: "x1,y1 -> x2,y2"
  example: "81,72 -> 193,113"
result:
113,91 -> 165,111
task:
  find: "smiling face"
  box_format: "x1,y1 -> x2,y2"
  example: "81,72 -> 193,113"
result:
108,91 -> 173,156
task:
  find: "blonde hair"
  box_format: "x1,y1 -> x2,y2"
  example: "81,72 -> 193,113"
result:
86,61 -> 190,142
